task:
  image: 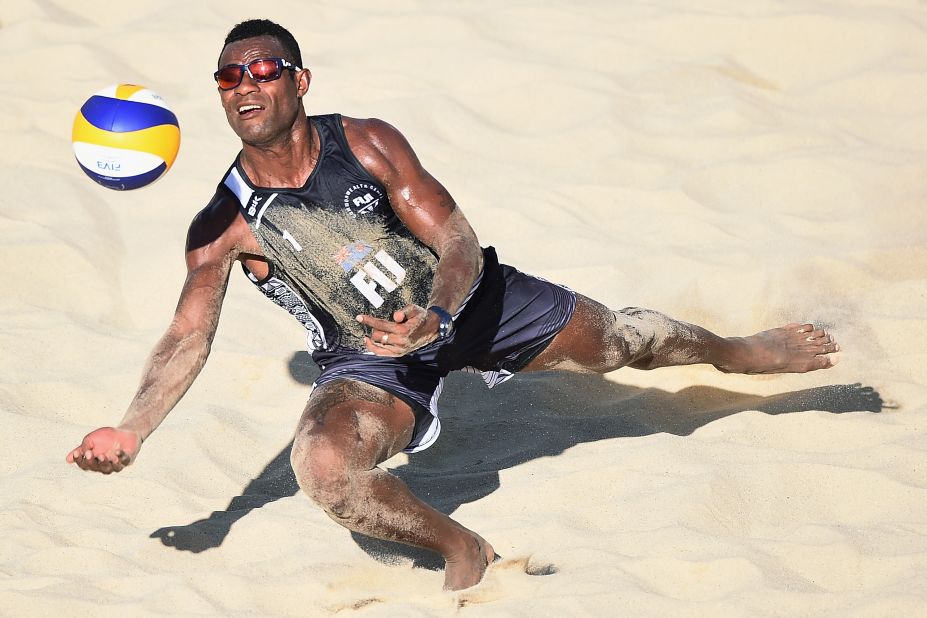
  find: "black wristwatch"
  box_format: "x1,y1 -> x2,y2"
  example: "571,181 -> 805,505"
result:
428,306 -> 454,340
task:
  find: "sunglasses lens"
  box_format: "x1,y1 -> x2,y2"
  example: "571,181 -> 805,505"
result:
249,59 -> 282,82
216,66 -> 243,90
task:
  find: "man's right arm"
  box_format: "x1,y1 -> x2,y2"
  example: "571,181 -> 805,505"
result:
66,194 -> 246,474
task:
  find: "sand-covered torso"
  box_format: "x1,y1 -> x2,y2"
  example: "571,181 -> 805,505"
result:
219,114 -> 437,352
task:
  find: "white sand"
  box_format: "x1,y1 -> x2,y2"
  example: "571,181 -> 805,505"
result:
3,1 -> 927,615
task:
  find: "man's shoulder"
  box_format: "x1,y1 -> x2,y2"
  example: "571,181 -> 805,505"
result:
194,186 -> 240,224
339,115 -> 402,144
337,116 -> 413,175
185,187 -> 244,254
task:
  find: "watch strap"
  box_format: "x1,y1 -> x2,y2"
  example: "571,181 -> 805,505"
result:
428,305 -> 454,339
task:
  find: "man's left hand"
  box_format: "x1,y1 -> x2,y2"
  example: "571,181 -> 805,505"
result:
356,305 -> 440,356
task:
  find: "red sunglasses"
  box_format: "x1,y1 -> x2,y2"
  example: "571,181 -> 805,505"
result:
214,57 -> 301,91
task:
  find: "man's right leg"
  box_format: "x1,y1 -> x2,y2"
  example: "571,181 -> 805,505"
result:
290,379 -> 494,590
526,294 -> 839,375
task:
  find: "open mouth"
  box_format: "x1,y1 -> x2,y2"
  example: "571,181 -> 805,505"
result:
238,104 -> 264,117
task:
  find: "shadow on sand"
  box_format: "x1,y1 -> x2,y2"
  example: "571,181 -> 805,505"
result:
151,351 -> 886,569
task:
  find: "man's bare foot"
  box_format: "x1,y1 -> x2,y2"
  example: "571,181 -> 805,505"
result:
716,323 -> 840,374
443,531 -> 495,591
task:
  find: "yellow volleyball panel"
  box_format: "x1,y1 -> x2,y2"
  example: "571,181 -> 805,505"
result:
115,84 -> 147,100
72,113 -> 181,169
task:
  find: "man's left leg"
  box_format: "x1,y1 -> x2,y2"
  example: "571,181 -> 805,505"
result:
290,379 -> 494,590
524,294 -> 839,375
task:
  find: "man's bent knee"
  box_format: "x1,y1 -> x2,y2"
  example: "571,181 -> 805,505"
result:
528,297 -> 690,373
290,433 -> 357,518
608,307 -> 661,368
526,296 -> 659,373
289,388 -> 415,521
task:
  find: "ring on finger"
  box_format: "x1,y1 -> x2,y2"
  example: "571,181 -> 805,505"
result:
381,334 -> 389,344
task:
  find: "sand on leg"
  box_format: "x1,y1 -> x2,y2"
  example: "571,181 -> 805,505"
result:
290,379 -> 494,590
525,294 -> 839,375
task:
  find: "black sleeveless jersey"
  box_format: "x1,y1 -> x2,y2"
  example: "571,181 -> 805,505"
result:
217,114 -> 439,353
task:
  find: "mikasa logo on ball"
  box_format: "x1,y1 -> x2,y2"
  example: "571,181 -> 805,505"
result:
71,84 -> 181,191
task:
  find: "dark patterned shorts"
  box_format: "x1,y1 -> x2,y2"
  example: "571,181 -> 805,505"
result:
310,247 -> 576,452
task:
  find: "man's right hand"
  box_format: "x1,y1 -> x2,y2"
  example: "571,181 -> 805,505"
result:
66,427 -> 141,474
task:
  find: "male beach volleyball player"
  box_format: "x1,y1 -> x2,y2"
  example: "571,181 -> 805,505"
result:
67,19 -> 840,590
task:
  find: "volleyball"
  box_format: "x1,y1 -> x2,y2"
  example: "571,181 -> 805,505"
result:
71,84 -> 181,190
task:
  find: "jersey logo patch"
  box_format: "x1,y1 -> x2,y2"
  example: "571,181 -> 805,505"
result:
343,183 -> 383,218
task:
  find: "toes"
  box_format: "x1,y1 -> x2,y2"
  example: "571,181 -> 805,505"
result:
796,323 -> 815,333
804,329 -> 827,342
804,353 -> 836,371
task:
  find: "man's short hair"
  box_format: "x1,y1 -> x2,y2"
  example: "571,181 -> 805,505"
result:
221,19 -> 302,67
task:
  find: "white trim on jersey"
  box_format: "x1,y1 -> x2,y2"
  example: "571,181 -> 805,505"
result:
303,311 -> 326,352
254,192 -> 278,229
245,268 -> 327,352
224,166 -> 253,207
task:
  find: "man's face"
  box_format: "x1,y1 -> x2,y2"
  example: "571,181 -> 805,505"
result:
217,36 -> 305,147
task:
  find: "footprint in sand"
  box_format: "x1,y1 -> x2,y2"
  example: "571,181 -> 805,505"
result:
456,556 -> 558,607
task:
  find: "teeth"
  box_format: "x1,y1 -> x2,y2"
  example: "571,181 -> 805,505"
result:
238,105 -> 261,113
